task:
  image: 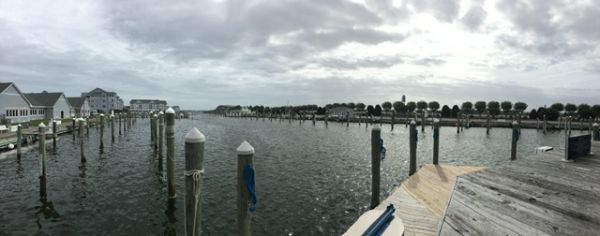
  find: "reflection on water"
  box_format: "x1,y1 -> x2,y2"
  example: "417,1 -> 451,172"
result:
0,115 -> 569,235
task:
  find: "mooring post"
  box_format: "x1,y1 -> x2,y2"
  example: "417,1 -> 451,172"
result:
110,114 -> 115,143
166,107 -> 176,199
17,125 -> 22,158
38,123 -> 47,199
237,141 -> 255,236
433,119 -> 440,165
543,114 -> 547,134
52,120 -> 57,151
391,111 -> 395,131
511,121 -> 519,161
184,128 -> 206,236
486,112 -> 491,135
593,123 -> 599,141
409,120 -> 417,175
119,114 -> 122,136
72,118 -> 76,141
100,114 -> 105,152
456,115 -> 460,134
154,114 -> 159,151
325,114 -> 329,127
150,112 -> 155,143
421,111 -> 425,132
370,125 -> 381,209
589,117 -> 592,134
536,118 -> 540,132
159,111 -> 165,159
312,114 -> 316,126
79,119 -> 86,163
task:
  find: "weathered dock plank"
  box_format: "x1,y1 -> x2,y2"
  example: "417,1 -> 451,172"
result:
438,143 -> 600,236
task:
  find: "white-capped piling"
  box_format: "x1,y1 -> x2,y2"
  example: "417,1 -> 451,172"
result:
511,121 -> 519,161
370,125 -> 381,209
159,111 -> 165,160
39,123 -> 47,199
184,128 -> 206,236
79,119 -> 86,162
166,108 -> 176,198
433,119 -> 440,165
100,114 -> 105,152
110,114 -> 115,143
237,140 -> 255,236
17,125 -> 22,158
409,120 -> 417,175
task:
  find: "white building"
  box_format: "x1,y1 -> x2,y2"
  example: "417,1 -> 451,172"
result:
0,82 -> 34,123
67,97 -> 92,117
82,88 -> 124,113
130,99 -> 168,113
24,91 -> 72,120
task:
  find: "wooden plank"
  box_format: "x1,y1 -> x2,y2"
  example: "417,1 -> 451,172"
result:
442,195 -> 520,236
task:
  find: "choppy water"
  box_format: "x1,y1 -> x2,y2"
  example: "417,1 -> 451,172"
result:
0,114 -> 571,235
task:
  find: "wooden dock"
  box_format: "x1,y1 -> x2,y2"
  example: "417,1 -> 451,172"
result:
438,142 -> 600,235
374,164 -> 484,236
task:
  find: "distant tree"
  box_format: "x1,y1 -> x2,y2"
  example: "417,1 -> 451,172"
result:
501,101 -> 513,116
592,105 -> 600,119
340,103 -> 347,108
374,105 -> 383,116
550,103 -> 564,113
382,101 -> 392,113
545,108 -> 560,121
475,101 -> 486,115
332,103 -> 340,107
488,101 -> 501,118
529,109 -> 538,120
393,101 -> 405,113
348,102 -> 356,110
356,103 -> 366,111
577,104 -> 592,119
565,103 -> 577,116
406,101 -> 417,114
461,102 -> 473,114
441,105 -> 451,118
325,104 -> 333,110
514,102 -> 527,113
316,107 -> 326,115
451,105 -> 460,118
428,101 -> 440,114
537,107 -> 546,118
416,101 -> 428,111
366,105 -> 374,116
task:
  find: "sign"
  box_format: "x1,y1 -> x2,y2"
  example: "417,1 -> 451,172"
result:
567,134 -> 591,160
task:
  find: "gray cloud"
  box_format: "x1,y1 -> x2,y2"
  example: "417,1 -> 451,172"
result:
460,6 -> 487,31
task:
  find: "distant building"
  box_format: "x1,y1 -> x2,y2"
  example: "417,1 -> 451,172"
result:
227,106 -> 251,116
82,88 -> 124,113
67,97 -> 92,117
328,106 -> 354,118
0,82 -> 34,123
172,106 -> 181,113
25,91 -> 72,119
130,99 -> 168,113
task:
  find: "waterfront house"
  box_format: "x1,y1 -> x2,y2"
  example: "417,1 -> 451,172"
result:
130,99 -> 168,114
0,82 -> 34,124
328,106 -> 354,118
67,97 -> 92,117
227,106 -> 252,116
82,88 -> 124,113
25,91 -> 72,119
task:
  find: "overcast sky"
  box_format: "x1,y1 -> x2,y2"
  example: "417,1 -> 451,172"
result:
1,0 -> 598,110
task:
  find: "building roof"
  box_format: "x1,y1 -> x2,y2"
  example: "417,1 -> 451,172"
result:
86,88 -> 116,96
130,99 -> 167,105
24,91 -> 67,107
67,97 -> 86,108
0,82 -> 12,93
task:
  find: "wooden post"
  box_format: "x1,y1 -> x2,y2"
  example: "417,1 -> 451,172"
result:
237,141 -> 255,236
52,120 -> 57,151
17,125 -> 22,158
154,114 -> 159,151
110,114 -> 115,143
543,114 -> 547,134
589,117 -> 593,134
433,119 -> 440,165
72,118 -> 76,141
370,125 -> 381,209
38,123 -> 47,199
421,111 -> 425,132
150,113 -> 155,143
312,114 -> 316,126
79,119 -> 86,163
159,112 -> 165,160
325,113 -> 329,127
486,112 -> 491,135
536,118 -> 540,132
119,114 -> 122,136
564,117 -> 572,161
409,120 -> 417,175
456,115 -> 460,134
100,114 -> 105,152
511,121 -> 519,161
166,108 -> 176,199
184,128 -> 206,236
391,111 -> 395,131
593,123 -> 599,141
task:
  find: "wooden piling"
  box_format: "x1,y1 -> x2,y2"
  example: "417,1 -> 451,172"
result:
100,114 -> 105,152
421,111 -> 425,132
166,108 -> 176,199
38,123 -> 47,199
17,125 -> 22,158
593,123 -> 599,141
119,114 -> 122,136
543,114 -> 547,134
184,128 -> 206,236
72,118 -> 76,141
52,120 -> 57,151
456,116 -> 460,134
433,119 -> 440,165
370,125 -> 381,209
110,114 -> 115,143
150,113 -> 155,142
486,112 -> 491,135
79,119 -> 86,163
159,112 -> 164,159
511,121 -> 519,161
237,141 -> 255,236
409,120 -> 417,175
154,114 -> 159,151
391,112 -> 395,130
